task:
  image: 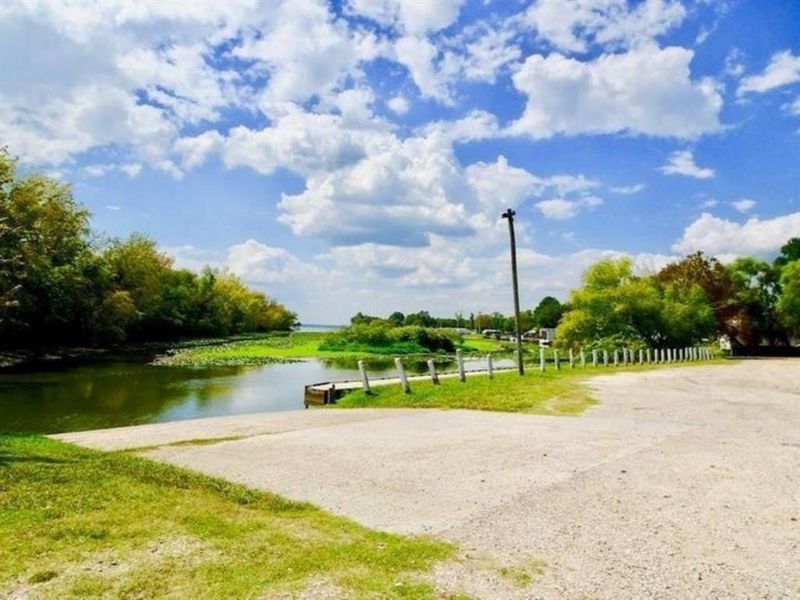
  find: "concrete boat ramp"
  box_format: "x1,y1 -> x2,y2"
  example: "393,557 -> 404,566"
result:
54,360 -> 799,599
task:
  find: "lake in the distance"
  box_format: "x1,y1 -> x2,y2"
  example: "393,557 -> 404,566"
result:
0,353 -> 508,434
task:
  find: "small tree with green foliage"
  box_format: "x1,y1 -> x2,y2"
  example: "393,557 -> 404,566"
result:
776,260 -> 800,339
531,296 -> 564,328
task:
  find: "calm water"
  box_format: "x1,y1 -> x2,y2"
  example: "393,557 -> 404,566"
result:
0,354 -> 505,434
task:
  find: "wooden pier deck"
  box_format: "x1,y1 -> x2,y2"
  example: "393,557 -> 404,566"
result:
304,367 -> 518,407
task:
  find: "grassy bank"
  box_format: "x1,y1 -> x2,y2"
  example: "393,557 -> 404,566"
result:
334,359 -> 730,414
155,332 -> 507,366
0,434 -> 455,599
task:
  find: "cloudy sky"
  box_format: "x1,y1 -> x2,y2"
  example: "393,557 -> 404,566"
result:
2,0 -> 798,323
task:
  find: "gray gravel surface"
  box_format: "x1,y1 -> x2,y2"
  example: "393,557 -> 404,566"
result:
55,359 -> 800,598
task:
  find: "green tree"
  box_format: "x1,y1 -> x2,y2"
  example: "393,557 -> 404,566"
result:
387,311 -> 405,326
557,258 -> 661,348
774,237 -> 800,267
726,257 -> 785,347
475,313 -> 493,331
0,149 -> 100,343
776,260 -> 800,337
656,251 -> 737,343
531,296 -> 565,328
0,150 -> 297,347
404,311 -> 435,327
104,234 -> 172,324
351,312 -> 380,325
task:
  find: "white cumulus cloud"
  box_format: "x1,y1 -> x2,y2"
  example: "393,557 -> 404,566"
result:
672,212 -> 800,257
737,50 -> 800,97
535,195 -> 603,220
731,198 -> 756,213
387,96 -> 410,115
509,46 -> 722,139
523,0 -> 686,54
659,150 -> 715,179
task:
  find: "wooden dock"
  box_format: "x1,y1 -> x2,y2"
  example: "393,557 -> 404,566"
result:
304,367 -> 518,407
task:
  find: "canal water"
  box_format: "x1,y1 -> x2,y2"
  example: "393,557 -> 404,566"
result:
0,354 -> 508,434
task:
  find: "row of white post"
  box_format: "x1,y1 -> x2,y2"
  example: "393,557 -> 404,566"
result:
535,346 -> 712,372
356,346 -> 714,394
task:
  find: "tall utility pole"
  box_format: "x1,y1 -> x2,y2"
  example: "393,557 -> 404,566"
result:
501,208 -> 524,375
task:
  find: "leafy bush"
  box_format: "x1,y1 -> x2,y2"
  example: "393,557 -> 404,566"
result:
575,332 -> 649,354
319,322 -> 459,354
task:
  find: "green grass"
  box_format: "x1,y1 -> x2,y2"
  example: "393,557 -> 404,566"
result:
457,335 -> 509,354
0,434 -> 456,599
334,359 -> 730,414
155,332 -> 508,366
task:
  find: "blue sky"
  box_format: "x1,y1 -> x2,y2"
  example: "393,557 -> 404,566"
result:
2,0 -> 798,323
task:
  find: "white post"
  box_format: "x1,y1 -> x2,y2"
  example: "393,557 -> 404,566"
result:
395,357 -> 411,393
427,359 -> 440,385
613,349 -> 618,366
456,349 -> 466,382
569,348 -> 574,368
638,349 -> 643,364
554,350 -> 560,370
358,360 -> 371,393
646,348 -> 651,363
539,347 -> 545,371
623,348 -> 628,365
603,350 -> 609,367
487,354 -> 494,379
580,348 -> 586,367
592,349 -> 598,367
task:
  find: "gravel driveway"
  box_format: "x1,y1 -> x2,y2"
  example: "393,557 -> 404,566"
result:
56,359 -> 799,598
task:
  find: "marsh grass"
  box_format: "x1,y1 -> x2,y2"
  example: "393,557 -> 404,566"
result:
155,332 -> 507,367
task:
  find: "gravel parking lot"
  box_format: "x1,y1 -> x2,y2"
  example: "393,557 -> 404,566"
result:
57,359 -> 799,598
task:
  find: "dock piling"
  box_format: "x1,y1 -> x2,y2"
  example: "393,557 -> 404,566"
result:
357,360 -> 371,393
427,359 -> 440,385
394,357 -> 411,393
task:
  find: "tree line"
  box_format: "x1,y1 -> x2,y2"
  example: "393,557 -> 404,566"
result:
348,241 -> 799,354
349,297 -> 565,333
0,149 -> 297,347
555,244 -> 799,352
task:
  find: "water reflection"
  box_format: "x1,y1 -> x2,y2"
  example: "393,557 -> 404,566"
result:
0,355 -> 510,434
